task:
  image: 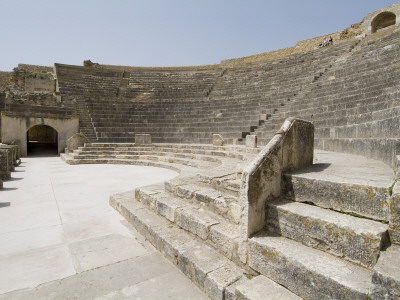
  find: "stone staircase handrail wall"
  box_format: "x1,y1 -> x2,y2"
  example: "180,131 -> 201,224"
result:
239,118 -> 314,261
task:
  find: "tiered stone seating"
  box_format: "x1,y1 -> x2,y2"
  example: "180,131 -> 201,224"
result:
204,40 -> 355,139
62,120 -> 399,299
56,19 -> 400,300
55,40 -> 360,147
249,149 -> 395,299
254,28 -> 400,169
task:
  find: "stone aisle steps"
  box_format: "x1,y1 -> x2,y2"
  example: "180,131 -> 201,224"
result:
266,199 -> 389,269
110,190 -> 301,300
135,184 -> 241,263
164,181 -> 241,225
249,233 -> 372,300
283,173 -> 392,222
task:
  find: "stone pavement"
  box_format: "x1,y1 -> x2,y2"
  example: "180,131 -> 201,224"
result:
0,155 -> 209,299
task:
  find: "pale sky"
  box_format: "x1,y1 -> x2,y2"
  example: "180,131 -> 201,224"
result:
0,0 -> 398,71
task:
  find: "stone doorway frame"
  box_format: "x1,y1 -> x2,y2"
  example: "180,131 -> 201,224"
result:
1,113 -> 79,157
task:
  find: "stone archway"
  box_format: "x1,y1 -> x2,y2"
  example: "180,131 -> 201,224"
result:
1,114 -> 79,157
371,11 -> 396,33
26,125 -> 58,156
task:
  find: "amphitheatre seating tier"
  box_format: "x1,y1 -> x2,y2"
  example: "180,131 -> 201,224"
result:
63,139 -> 398,298
55,40 -> 358,145
251,28 -> 400,169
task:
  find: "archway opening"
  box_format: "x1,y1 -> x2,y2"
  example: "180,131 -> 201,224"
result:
26,125 -> 58,156
371,12 -> 396,33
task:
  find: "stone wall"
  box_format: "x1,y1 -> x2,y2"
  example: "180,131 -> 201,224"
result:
17,64 -> 53,73
24,78 -> 55,92
1,113 -> 79,156
0,72 -> 12,90
362,3 -> 400,33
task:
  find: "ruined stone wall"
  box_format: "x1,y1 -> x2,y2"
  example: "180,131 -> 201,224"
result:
362,3 -> 400,33
24,78 -> 55,92
221,23 -> 362,67
17,64 -> 53,73
0,72 -> 12,90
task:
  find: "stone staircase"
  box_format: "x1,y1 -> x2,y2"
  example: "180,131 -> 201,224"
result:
251,27 -> 400,171
248,150 -> 396,299
61,133 -> 399,299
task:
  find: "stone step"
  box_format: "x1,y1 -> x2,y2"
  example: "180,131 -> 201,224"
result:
70,152 -> 221,165
135,185 -> 241,262
232,275 -> 302,300
67,154 -> 212,169
60,154 -> 197,173
164,181 -> 241,224
283,173 -> 392,222
197,173 -> 241,198
370,244 -> 400,299
266,199 -> 389,269
110,191 -> 297,300
74,148 -> 249,160
249,232 -> 373,300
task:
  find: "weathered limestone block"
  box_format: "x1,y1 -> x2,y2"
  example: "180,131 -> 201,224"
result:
213,134 -> 224,146
155,194 -> 185,222
177,245 -> 226,289
389,182 -> 400,244
235,275 -> 302,300
266,200 -> 389,268
209,223 -> 240,261
224,277 -> 249,300
284,175 -> 391,222
0,149 -> 11,180
204,263 -> 243,300
135,134 -> 152,145
0,144 -> 18,168
370,245 -> 400,300
175,207 -> 219,240
66,133 -> 90,153
249,234 -> 372,300
245,135 -> 257,148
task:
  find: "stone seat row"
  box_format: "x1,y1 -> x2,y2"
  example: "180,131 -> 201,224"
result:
285,98 -> 400,125
67,140 -> 397,299
255,107 -> 400,153
95,131 -> 245,143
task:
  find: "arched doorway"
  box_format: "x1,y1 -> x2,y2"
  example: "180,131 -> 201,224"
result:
26,125 -> 58,156
371,12 -> 396,33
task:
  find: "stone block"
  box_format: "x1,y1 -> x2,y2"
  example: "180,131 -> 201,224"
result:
284,174 -> 391,222
175,207 -> 219,240
204,263 -> 243,300
135,134 -> 152,145
245,135 -> 257,148
213,134 -> 224,146
235,275 -> 302,300
370,245 -> 400,300
266,199 -> 389,268
224,277 -> 249,300
177,245 -> 227,289
209,223 -> 240,260
249,233 -> 372,300
389,182 -> 400,244
66,133 -> 90,153
155,194 -> 185,222
0,149 -> 11,180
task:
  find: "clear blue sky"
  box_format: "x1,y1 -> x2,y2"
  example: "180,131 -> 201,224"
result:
0,0 -> 398,71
